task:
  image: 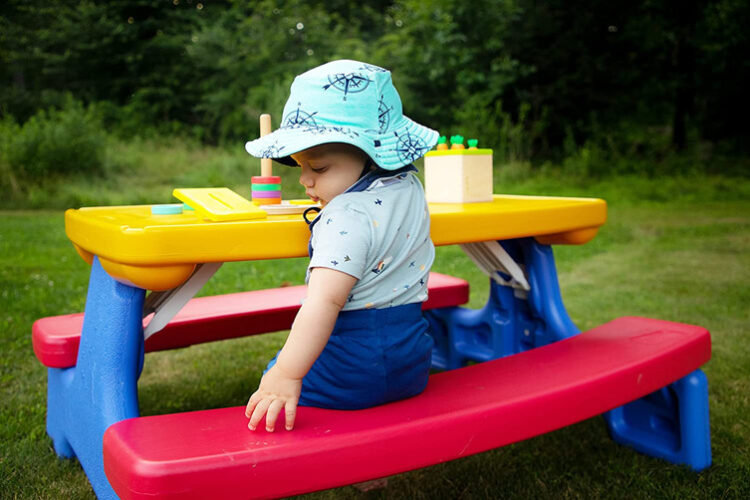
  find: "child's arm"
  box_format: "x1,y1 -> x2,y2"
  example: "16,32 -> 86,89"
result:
245,267 -> 357,431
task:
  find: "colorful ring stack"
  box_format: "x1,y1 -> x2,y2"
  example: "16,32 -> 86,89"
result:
251,176 -> 282,205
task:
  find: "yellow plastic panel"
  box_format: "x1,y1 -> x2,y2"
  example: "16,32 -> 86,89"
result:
99,258 -> 196,291
65,205 -> 311,266
536,227 -> 601,245
173,188 -> 267,221
73,243 -> 94,265
427,195 -> 606,246
65,194 -> 606,290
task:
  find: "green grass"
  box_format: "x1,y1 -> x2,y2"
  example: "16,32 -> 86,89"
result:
1,156 -> 749,498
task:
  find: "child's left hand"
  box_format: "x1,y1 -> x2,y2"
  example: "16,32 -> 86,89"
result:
245,364 -> 302,432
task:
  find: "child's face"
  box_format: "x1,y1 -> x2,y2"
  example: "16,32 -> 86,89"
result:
292,144 -> 367,207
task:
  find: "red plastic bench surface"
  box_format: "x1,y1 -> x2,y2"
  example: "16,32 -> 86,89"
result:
32,272 -> 469,368
103,317 -> 710,500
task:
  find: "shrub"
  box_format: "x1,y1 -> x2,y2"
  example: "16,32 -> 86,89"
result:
0,115 -> 21,194
4,98 -> 107,182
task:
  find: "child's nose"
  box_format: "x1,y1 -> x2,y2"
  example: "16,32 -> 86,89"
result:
299,171 -> 313,188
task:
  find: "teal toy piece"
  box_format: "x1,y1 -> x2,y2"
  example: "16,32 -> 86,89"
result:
151,204 -> 183,215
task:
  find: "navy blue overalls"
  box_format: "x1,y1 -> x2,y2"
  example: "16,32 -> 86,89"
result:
264,166 -> 434,410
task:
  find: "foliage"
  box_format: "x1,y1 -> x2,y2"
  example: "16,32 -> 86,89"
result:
374,0 -> 526,137
1,97 -> 107,185
187,0 -> 367,143
1,0 -> 748,175
0,0 -> 214,124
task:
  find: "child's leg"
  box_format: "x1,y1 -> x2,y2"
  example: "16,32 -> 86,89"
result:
264,334 -> 388,410
383,315 -> 434,402
264,303 -> 433,410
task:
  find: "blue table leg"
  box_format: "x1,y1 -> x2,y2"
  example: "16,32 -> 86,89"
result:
46,257 -> 145,498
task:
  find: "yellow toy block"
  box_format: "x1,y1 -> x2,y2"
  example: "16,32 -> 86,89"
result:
424,149 -> 493,203
173,188 -> 267,221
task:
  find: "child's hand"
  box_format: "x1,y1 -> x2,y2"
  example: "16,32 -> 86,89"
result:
246,364 -> 302,432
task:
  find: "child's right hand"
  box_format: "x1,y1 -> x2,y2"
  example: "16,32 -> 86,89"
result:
245,364 -> 302,432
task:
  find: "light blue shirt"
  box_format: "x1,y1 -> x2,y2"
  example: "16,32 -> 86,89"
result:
307,171 -> 435,310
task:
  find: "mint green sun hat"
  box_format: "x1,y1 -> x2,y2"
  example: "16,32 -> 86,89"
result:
245,60 -> 439,171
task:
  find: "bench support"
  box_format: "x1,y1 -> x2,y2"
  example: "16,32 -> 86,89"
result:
425,237 -> 712,470
426,237 -> 579,369
47,257 -> 143,500
604,368 -> 711,470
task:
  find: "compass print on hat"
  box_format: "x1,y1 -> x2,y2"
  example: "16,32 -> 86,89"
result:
359,63 -> 388,73
260,141 -> 286,159
377,95 -> 393,133
366,95 -> 393,135
394,131 -> 429,163
282,103 -> 319,129
323,72 -> 373,101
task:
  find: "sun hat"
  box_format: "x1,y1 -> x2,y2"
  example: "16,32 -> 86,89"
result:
245,59 -> 439,171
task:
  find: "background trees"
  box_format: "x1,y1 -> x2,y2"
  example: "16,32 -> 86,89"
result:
1,0 -> 748,170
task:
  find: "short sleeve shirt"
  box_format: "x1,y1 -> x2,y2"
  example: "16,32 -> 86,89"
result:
307,171 -> 435,310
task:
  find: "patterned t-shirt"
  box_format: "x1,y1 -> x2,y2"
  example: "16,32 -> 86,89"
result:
306,171 -> 435,310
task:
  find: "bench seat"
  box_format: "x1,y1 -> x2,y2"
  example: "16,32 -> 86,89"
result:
32,272 -> 469,368
103,316 -> 710,500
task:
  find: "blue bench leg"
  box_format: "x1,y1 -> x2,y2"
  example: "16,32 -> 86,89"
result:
604,369 -> 712,471
426,239 -> 712,471
426,238 -> 579,370
45,257 -> 145,499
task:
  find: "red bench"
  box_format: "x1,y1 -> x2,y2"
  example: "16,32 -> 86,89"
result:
32,272 -> 469,368
102,317 -> 710,499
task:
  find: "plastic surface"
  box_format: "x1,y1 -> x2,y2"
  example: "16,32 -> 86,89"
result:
102,317 -> 711,500
65,195 -> 606,263
172,187 -> 267,221
151,204 -> 183,215
46,257 -> 144,500
250,184 -> 281,191
251,175 -> 282,184
425,238 -> 713,471
32,272 -> 469,368
142,262 -> 223,338
604,369 -> 712,470
427,238 -> 579,369
258,201 -> 320,215
251,189 -> 282,198
64,195 -> 605,289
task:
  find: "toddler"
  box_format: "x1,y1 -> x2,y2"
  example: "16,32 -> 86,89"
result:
244,59 -> 438,431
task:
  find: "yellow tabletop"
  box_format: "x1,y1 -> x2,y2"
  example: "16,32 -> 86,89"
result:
66,194 -> 606,290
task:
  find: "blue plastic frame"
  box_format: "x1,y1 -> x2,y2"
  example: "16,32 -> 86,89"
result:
45,238 -> 711,499
426,238 -> 579,369
46,257 -> 143,499
425,237 -> 711,470
604,369 -> 711,470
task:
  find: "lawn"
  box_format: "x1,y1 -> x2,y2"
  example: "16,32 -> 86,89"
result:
1,168 -> 748,498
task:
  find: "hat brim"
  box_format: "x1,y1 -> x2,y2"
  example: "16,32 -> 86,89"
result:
245,117 -> 438,171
